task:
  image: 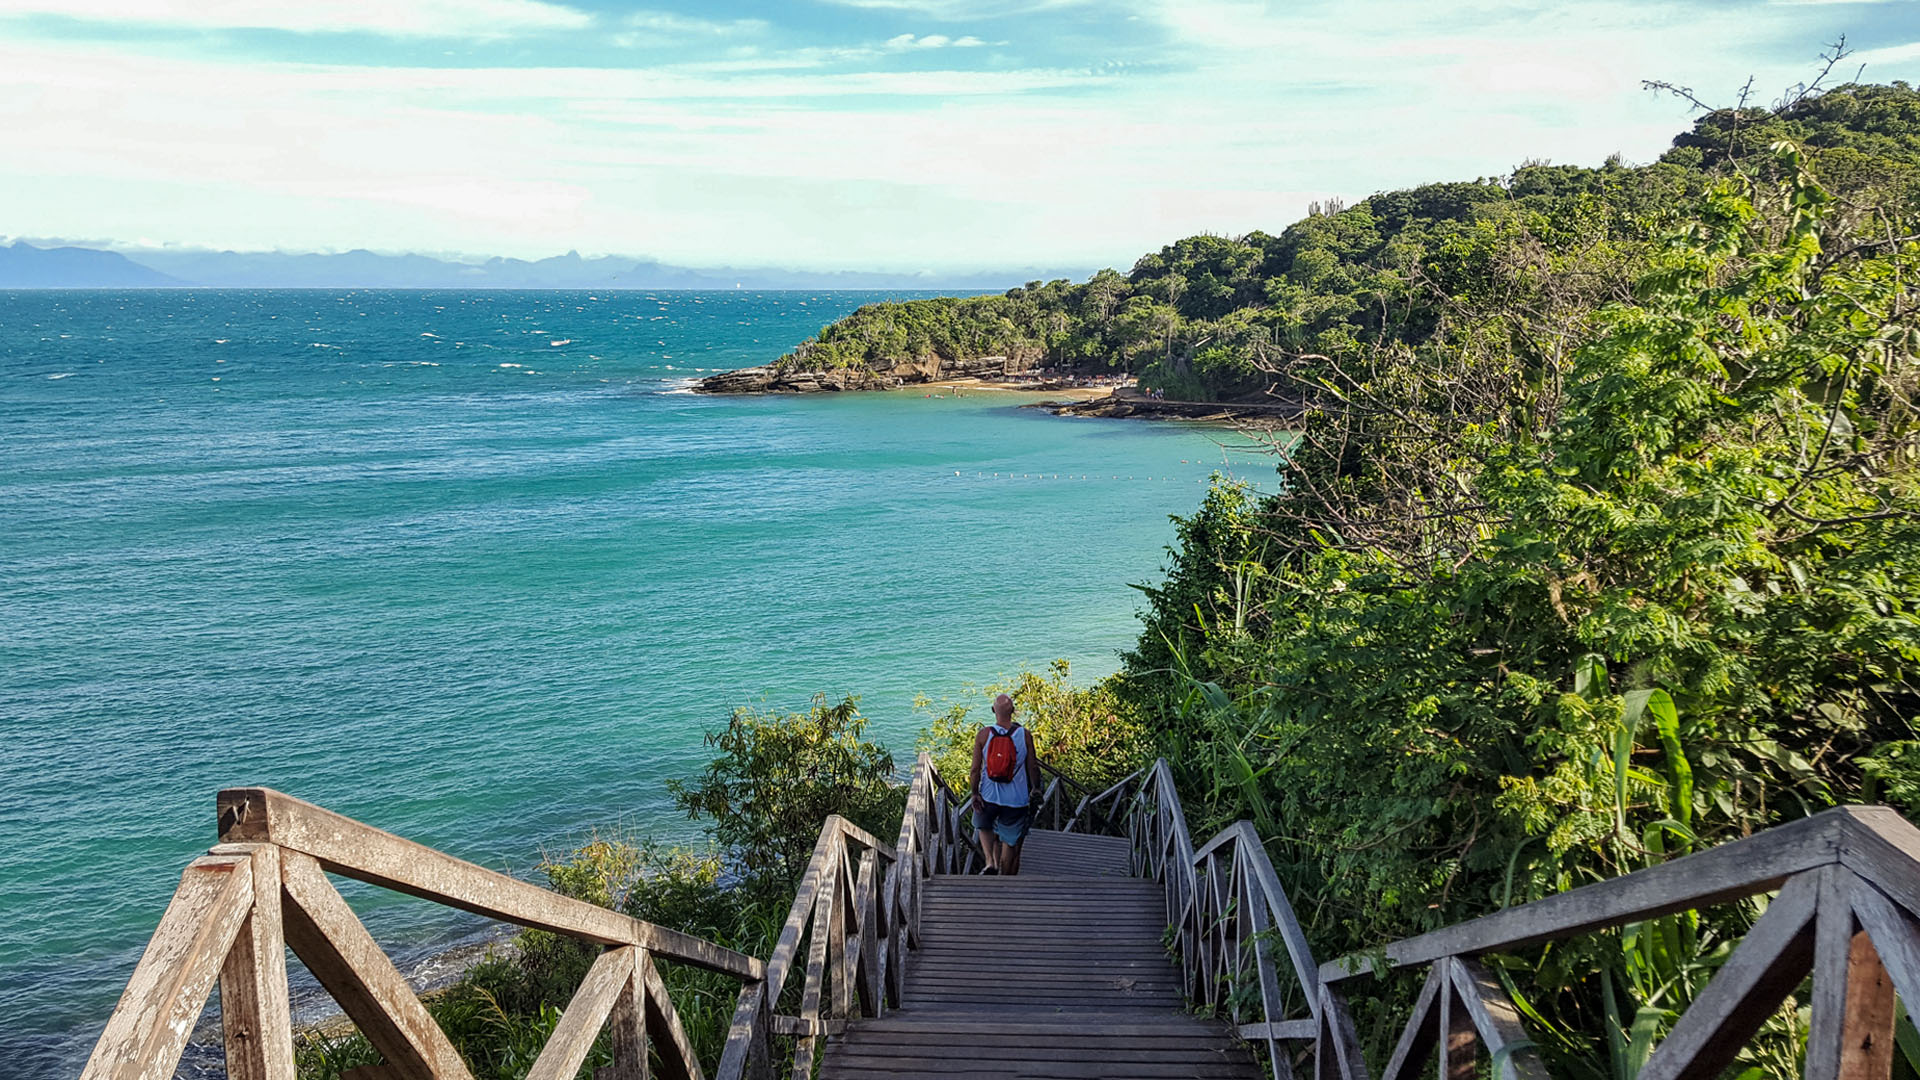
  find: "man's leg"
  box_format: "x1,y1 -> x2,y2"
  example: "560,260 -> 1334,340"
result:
973,801 -> 1000,872
977,829 -> 1002,872
1002,808 -> 1030,876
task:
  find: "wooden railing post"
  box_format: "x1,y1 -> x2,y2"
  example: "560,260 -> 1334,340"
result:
639,951 -> 707,1080
81,855 -> 256,1080
1810,868 -> 1897,1080
525,947 -> 634,1080
1436,961 -> 1476,1080
214,844 -> 294,1080
600,949 -> 647,1080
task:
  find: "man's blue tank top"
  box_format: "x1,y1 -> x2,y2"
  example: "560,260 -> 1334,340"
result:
978,724 -> 1030,808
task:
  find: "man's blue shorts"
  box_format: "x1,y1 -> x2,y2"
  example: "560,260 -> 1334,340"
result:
973,801 -> 1031,847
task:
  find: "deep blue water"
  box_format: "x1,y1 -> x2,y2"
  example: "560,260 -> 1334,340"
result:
0,290 -> 1272,1077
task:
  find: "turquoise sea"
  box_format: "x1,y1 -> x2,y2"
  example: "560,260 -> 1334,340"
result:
0,290 -> 1270,1077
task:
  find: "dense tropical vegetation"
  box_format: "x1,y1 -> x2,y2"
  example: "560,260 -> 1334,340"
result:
299,76 -> 1920,1080
1112,81 -> 1920,1074
781,81 -> 1920,406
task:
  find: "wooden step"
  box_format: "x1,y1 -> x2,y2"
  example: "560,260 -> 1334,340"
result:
818,845 -> 1260,1080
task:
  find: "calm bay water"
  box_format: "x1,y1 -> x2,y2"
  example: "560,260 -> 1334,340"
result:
0,290 -> 1268,1076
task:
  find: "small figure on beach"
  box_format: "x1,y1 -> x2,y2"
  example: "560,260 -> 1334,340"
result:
970,693 -> 1041,875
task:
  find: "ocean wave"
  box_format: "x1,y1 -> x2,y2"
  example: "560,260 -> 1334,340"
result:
550,339 -> 571,347
658,377 -> 701,395
47,373 -> 74,380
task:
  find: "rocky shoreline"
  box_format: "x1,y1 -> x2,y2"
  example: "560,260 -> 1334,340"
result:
692,356 -> 1300,426
1035,389 -> 1300,424
694,353 -> 1036,393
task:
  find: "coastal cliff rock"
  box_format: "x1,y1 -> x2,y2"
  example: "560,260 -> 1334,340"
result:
694,354 -> 1033,394
1043,390 -> 1303,424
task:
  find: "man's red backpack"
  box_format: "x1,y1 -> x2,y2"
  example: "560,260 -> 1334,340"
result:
984,725 -> 1020,784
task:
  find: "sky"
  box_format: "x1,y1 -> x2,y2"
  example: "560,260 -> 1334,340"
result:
3,1 -> 1920,272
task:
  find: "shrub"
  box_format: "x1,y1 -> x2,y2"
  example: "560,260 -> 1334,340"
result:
919,660 -> 1151,795
667,693 -> 903,891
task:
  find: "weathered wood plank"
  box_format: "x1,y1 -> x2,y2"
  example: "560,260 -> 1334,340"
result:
1839,929 -> 1897,1080
1834,805 -> 1920,922
1448,959 -> 1549,1080
215,844 -> 295,1080
1236,1020 -> 1318,1041
1322,811 -> 1845,985
1637,871 -> 1819,1080
1378,965 -> 1443,1080
829,840 -> 854,1020
1809,867 -> 1862,1080
1849,880 -> 1920,1018
830,816 -> 897,864
716,813 -> 841,1080
768,1015 -> 848,1037
600,952 -> 648,1080
789,842 -> 836,1080
1316,984 -> 1371,1080
853,849 -> 880,1018
279,851 -> 474,1080
81,855 -> 255,1080
1438,962 -> 1476,1080
218,788 -> 761,980
640,952 -> 707,1080
525,946 -> 633,1080
1806,869 -> 1897,1080
712,981 -> 765,1080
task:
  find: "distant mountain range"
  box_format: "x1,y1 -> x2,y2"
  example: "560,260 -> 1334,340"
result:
0,241 -> 1091,291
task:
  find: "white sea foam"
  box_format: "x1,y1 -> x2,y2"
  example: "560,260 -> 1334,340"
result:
499,363 -> 522,369
420,332 -> 440,339
659,377 -> 700,395
550,339 -> 571,347
47,372 -> 74,380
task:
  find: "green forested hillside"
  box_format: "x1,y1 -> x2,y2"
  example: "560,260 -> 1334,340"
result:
1096,82 -> 1920,1075
785,82 -> 1920,406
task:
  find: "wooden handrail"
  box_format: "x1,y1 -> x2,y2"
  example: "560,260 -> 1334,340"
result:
714,752 -> 975,1080
1107,761 -> 1920,1080
1114,759 -> 1342,1080
93,750 -> 1920,1080
85,796 -> 726,1080
1315,805 -> 1862,985
218,787 -> 762,980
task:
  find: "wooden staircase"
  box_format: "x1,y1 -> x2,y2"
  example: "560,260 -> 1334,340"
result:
79,753 -> 1920,1080
819,830 -> 1257,1079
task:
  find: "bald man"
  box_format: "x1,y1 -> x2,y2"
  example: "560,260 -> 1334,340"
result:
969,693 -> 1042,875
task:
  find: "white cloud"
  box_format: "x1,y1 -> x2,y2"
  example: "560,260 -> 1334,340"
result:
0,0 -> 1871,269
622,11 -> 769,37
1850,39 -> 1920,66
0,0 -> 590,38
885,33 -> 991,50
817,0 -> 1087,16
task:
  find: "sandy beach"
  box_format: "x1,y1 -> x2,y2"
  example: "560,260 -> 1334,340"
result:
909,377 -> 1117,401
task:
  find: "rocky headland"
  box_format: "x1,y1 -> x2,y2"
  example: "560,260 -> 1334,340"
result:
694,353 -> 1035,393
693,353 -> 1300,426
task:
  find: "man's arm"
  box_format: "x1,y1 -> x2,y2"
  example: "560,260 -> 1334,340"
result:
969,727 -> 988,812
